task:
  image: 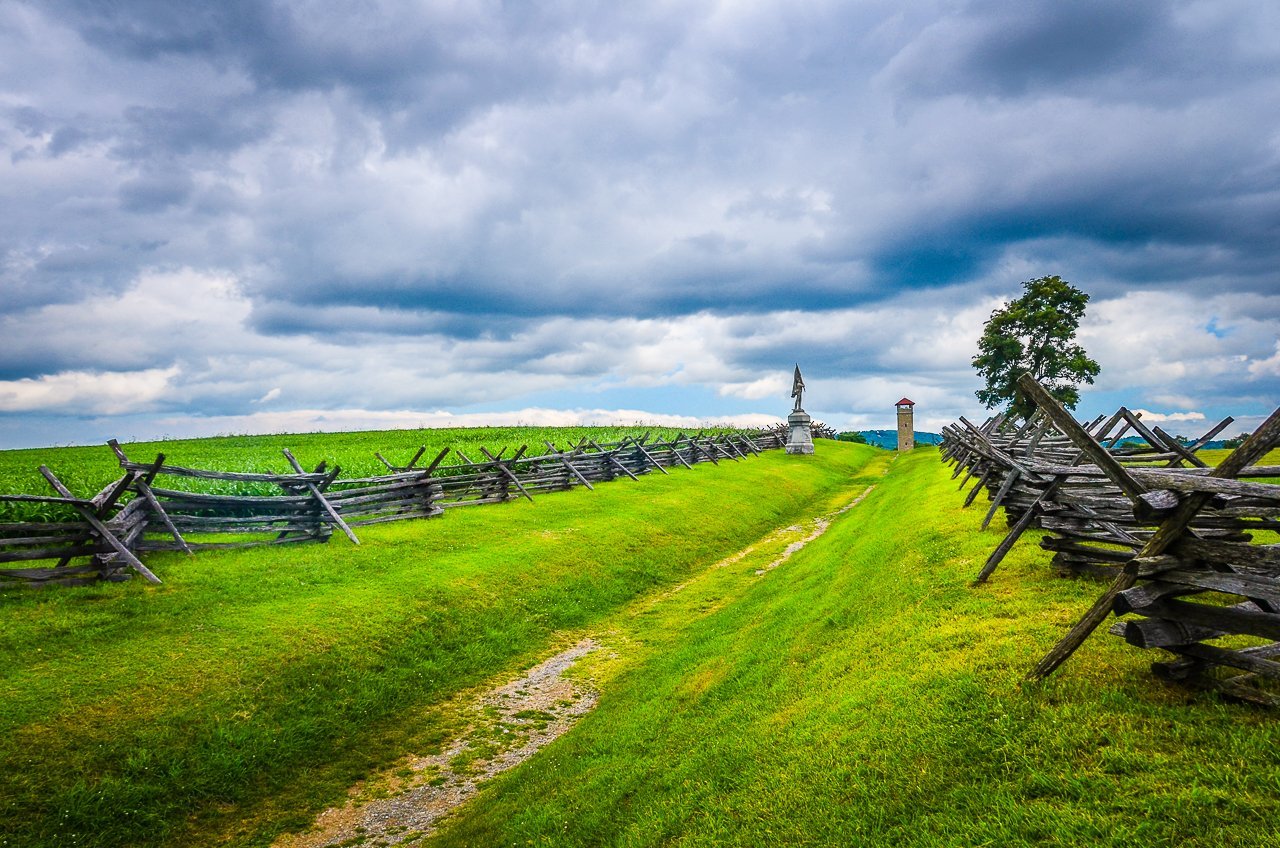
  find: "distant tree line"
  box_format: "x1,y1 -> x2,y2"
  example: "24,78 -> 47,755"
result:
1223,432 -> 1252,449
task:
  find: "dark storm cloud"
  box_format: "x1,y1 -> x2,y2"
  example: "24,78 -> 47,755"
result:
883,0 -> 1170,98
882,0 -> 1280,102
9,0 -> 1277,321
116,105 -> 270,160
246,300 -> 527,342
47,0 -> 596,141
48,0 -> 263,60
1,0 -> 1279,446
118,169 -> 194,212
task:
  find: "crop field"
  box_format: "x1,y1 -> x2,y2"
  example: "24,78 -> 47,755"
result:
3,439 -> 1278,847
0,425 -> 730,522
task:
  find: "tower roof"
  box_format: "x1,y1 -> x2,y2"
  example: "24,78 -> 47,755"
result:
895,397 -> 915,406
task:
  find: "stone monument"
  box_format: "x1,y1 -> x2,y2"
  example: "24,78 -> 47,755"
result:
896,397 -> 915,451
786,364 -> 814,455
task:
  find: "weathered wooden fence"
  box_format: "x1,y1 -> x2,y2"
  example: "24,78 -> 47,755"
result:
757,419 -> 839,442
0,430 -> 787,589
941,375 -> 1280,704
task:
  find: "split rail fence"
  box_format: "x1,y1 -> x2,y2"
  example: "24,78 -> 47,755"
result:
1,430 -> 787,589
941,375 -> 1280,704
758,420 -> 839,442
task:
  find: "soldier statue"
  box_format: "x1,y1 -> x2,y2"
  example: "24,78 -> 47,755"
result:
791,364 -> 805,413
786,364 -> 814,455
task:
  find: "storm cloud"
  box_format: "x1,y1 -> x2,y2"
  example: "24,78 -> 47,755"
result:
1,0 -> 1277,448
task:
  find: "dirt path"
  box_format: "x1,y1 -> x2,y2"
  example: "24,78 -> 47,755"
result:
273,639 -> 601,848
754,484 -> 876,575
277,474 -> 884,847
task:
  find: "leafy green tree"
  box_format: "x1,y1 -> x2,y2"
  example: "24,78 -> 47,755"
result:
972,275 -> 1100,421
1223,432 -> 1251,449
838,431 -> 869,444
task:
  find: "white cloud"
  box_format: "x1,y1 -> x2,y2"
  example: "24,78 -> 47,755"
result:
1248,341 -> 1280,378
1129,408 -> 1206,423
0,366 -> 179,414
1080,290 -> 1279,401
5,261 -> 1274,448
145,407 -> 784,440
719,373 -> 791,401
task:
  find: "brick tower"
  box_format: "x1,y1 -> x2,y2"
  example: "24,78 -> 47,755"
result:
895,398 -> 915,451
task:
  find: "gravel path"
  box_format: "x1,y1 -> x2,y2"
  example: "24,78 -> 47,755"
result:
276,481 -> 880,846
274,639 -> 600,848
754,485 -> 876,575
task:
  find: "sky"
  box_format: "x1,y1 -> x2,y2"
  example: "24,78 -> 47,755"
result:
1,0 -> 1278,450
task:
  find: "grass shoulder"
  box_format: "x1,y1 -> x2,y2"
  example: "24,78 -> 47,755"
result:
0,440 -> 879,847
431,447 -> 1280,847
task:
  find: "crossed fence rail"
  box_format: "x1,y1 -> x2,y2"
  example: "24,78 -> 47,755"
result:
1,430 -> 786,589
755,419 -> 839,442
942,375 -> 1280,704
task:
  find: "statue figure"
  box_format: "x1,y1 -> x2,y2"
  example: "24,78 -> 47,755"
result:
790,364 -> 805,412
785,364 -> 814,454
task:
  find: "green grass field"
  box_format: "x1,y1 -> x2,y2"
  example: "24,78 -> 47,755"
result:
3,440 -> 1278,847
433,447 -> 1280,847
0,436 -> 871,847
0,425 -> 732,521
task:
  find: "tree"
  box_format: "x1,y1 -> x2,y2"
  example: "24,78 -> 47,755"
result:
972,275 -> 1100,421
1223,432 -> 1251,449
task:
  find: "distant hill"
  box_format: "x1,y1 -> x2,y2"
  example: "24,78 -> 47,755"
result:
843,433 -> 1226,451
844,430 -> 943,449
1108,436 -> 1228,451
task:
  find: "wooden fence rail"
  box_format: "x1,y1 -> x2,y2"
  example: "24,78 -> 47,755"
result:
756,420 -> 839,442
1,430 -> 788,589
940,377 -> 1280,703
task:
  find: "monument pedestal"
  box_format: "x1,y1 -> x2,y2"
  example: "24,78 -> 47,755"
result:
786,409 -> 814,455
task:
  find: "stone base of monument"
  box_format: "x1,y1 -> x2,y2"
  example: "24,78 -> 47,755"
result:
786,409 -> 815,455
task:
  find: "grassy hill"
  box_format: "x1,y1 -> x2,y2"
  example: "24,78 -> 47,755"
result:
852,429 -> 944,448
2,439 -> 1277,846
432,447 -> 1279,847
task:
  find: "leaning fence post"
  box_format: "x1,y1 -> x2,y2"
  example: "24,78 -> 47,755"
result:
281,449 -> 360,545
1023,380 -> 1280,681
40,466 -> 162,584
